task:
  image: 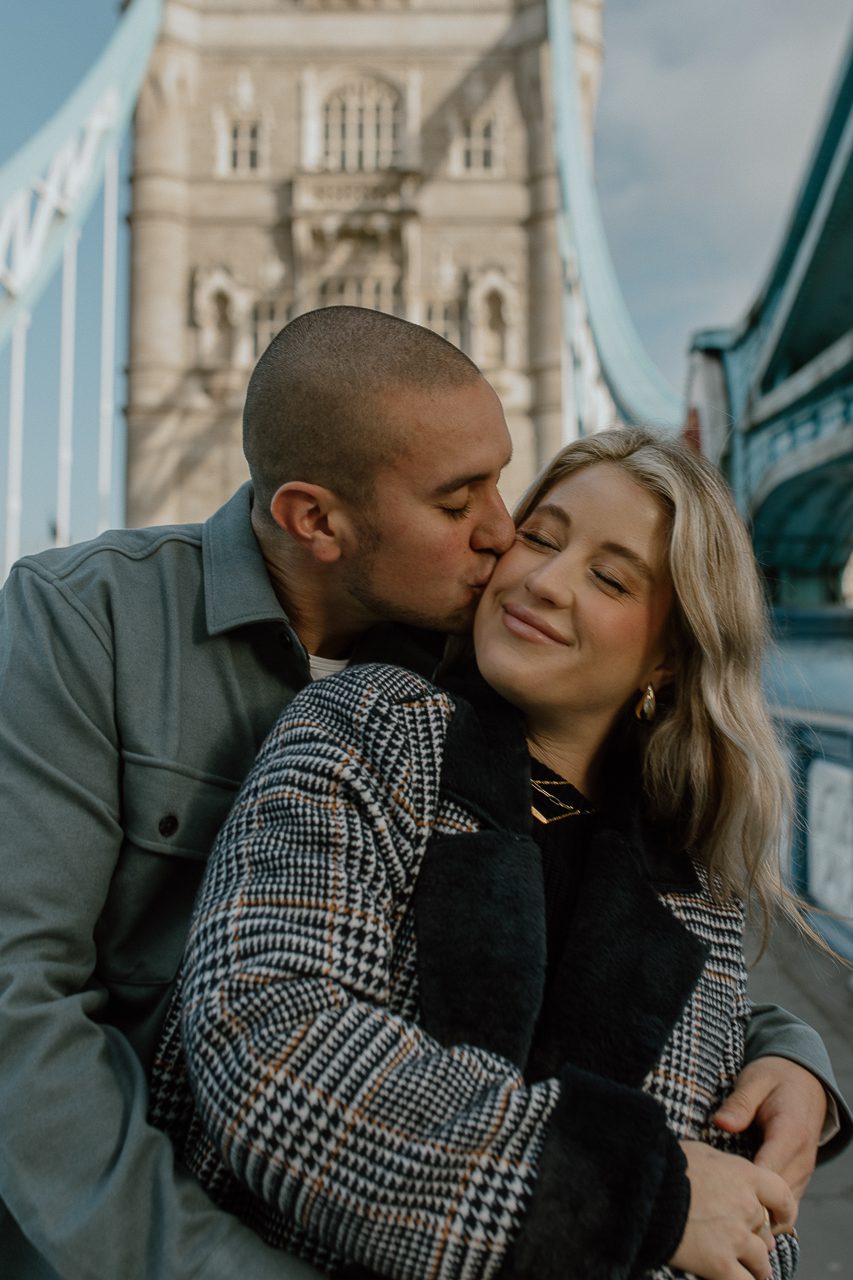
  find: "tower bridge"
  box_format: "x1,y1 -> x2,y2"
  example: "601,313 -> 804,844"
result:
1,0 -> 681,558
688,34 -> 853,610
688,34 -> 853,957
1,0 -> 851,955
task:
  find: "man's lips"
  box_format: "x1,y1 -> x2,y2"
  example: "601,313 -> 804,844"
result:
501,603 -> 569,646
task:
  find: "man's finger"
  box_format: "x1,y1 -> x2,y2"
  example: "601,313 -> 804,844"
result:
712,1085 -> 761,1134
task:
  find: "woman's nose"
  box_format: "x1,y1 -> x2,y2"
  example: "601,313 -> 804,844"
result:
525,556 -> 574,606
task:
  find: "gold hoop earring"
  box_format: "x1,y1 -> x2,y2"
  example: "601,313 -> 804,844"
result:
634,684 -> 656,722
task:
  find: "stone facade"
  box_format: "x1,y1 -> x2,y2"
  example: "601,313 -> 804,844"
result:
126,0 -> 603,526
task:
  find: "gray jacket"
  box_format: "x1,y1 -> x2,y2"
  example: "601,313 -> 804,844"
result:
0,486 -> 845,1279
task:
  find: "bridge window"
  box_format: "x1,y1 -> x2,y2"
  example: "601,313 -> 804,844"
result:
229,119 -> 262,173
462,117 -> 496,172
323,80 -> 402,173
318,274 -> 403,314
450,110 -> 503,177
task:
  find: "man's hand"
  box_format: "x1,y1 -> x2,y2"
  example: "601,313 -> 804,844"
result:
713,1055 -> 828,1203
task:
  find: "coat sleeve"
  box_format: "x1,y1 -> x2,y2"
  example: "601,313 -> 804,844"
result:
0,563 -> 323,1280
180,666 -> 687,1280
746,1003 -> 852,1160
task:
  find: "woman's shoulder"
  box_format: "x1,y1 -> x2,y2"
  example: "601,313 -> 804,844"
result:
262,662 -> 457,762
309,661 -> 454,713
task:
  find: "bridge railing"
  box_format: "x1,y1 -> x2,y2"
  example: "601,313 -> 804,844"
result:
768,608 -> 853,961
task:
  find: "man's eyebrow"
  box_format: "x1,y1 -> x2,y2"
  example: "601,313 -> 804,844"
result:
527,505 -> 655,581
432,454 -> 513,496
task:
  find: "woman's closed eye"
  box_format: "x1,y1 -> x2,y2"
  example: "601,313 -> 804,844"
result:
592,568 -> 630,595
517,528 -> 559,551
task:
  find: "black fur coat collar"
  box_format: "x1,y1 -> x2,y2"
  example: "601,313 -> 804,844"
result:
415,672 -> 708,1084
410,675 -> 708,1279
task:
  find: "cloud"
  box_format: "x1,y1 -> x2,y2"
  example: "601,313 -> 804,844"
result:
593,0 -> 852,388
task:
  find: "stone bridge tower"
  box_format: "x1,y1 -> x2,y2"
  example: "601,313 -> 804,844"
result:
126,0 -> 604,527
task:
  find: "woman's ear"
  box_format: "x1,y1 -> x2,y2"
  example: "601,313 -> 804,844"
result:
644,647 -> 678,695
269,482 -> 351,564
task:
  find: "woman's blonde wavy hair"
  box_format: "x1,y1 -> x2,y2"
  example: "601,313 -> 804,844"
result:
515,427 -> 794,940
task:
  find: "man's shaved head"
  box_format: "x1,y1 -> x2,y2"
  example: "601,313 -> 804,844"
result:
243,305 -> 483,520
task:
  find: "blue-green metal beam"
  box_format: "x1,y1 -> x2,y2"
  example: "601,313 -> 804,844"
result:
547,0 -> 684,430
0,0 -> 164,352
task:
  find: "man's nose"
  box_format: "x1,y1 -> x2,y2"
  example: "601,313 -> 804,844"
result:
471,491 -> 515,554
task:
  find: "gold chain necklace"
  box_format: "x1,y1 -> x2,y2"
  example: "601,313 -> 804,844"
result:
530,777 -> 596,825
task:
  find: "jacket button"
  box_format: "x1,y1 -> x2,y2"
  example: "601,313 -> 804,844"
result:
279,629 -> 292,647
158,814 -> 179,838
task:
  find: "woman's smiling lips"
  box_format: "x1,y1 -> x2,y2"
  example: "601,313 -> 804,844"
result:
501,603 -> 569,646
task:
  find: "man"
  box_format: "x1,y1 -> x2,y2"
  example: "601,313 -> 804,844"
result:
0,307 -> 845,1279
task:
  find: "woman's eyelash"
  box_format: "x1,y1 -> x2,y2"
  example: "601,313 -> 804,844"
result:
518,529 -> 555,549
593,570 -> 628,594
519,531 -> 630,594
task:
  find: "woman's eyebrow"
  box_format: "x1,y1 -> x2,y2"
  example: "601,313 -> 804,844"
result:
529,502 -> 570,527
530,505 -> 655,581
600,541 -> 655,582
527,506 -> 653,583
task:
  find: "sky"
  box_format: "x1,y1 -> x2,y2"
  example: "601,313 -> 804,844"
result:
595,0 -> 852,398
0,0 -> 851,561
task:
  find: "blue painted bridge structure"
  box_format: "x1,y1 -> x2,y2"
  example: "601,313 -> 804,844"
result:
688,35 -> 853,957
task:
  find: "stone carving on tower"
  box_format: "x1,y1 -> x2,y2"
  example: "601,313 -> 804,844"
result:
126,0 -> 605,527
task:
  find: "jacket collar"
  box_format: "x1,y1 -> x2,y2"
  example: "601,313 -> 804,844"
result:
202,484 -> 297,637
202,486 -> 451,678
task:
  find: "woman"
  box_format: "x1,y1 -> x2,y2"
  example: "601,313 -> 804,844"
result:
150,428 -> 801,1280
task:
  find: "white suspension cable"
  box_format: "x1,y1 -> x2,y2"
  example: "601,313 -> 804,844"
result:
4,311 -> 30,579
56,230 -> 80,546
97,146 -> 119,534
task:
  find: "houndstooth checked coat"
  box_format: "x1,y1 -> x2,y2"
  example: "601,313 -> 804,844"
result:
149,663 -> 798,1280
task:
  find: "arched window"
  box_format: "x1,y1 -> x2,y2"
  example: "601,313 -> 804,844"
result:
483,289 -> 507,366
229,119 -> 261,173
453,112 -> 502,177
323,80 -> 402,173
463,118 -> 494,171
206,291 -> 234,364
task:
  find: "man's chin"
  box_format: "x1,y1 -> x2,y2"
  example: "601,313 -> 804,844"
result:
344,577 -> 478,637
439,612 -> 476,636
383,603 -> 476,637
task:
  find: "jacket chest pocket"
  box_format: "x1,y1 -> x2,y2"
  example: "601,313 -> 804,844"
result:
95,755 -> 240,988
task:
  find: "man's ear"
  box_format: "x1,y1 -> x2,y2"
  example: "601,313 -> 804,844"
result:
269,482 -> 353,564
